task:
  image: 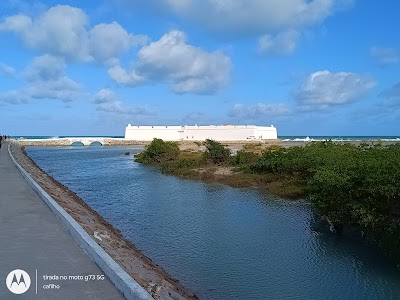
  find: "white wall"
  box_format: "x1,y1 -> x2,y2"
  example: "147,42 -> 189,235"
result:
125,125 -> 181,141
125,124 -> 277,141
182,126 -> 256,141
255,126 -> 278,140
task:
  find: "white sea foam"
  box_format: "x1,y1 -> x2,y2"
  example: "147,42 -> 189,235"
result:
282,137 -> 400,142
293,136 -> 313,142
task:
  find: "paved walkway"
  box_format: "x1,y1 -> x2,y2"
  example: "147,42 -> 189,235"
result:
0,142 -> 125,299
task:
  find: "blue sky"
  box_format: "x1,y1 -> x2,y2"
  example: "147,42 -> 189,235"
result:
0,0 -> 399,136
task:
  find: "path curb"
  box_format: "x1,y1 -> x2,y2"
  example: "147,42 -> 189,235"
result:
8,142 -> 153,300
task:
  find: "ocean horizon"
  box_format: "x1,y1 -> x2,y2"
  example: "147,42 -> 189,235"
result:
12,135 -> 400,142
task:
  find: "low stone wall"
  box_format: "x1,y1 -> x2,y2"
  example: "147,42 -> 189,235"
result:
16,140 -> 71,146
103,139 -> 149,146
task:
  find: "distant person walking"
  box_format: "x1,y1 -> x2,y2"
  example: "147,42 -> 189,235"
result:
0,135 -> 2,149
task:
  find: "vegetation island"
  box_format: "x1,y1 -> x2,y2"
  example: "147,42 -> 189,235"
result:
135,138 -> 400,264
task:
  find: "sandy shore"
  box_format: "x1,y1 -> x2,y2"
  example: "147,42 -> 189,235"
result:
177,139 -> 400,153
10,143 -> 198,300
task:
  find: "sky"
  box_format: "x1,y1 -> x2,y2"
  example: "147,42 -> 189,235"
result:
0,0 -> 399,136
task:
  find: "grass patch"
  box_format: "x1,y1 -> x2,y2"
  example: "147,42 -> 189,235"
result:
242,143 -> 262,151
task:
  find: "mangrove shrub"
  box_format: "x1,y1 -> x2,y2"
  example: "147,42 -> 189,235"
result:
135,138 -> 180,164
203,139 -> 231,165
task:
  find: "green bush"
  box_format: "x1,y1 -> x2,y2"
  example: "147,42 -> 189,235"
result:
161,158 -> 203,175
232,150 -> 260,166
252,141 -> 359,175
203,139 -> 231,165
135,138 -> 180,164
309,143 -> 400,227
246,140 -> 400,260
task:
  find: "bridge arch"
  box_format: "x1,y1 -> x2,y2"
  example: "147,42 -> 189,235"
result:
68,138 -> 105,146
89,141 -> 103,146
70,141 -> 84,146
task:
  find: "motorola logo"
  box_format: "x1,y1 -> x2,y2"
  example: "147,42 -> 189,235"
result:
6,269 -> 31,294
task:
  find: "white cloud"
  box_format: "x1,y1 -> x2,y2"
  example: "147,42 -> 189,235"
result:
258,30 -> 299,54
94,88 -> 154,115
89,22 -> 148,66
25,54 -> 65,81
0,5 -> 90,61
229,103 -> 291,119
109,30 -> 232,94
0,54 -> 81,104
116,0 -> 353,55
294,70 -> 376,109
370,46 -> 399,66
108,65 -> 145,86
26,77 -> 80,102
0,62 -> 16,75
0,5 -> 146,64
0,90 -> 29,104
94,88 -> 116,104
0,14 -> 32,32
147,1 -> 337,34
119,0 -> 353,36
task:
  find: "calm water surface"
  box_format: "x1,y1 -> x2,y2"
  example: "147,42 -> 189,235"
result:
26,146 -> 400,300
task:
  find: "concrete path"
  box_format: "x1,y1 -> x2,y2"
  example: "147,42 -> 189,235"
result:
0,142 -> 125,299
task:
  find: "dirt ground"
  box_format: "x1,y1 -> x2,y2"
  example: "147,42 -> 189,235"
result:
10,143 -> 198,300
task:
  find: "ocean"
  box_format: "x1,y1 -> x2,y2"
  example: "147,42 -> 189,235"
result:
13,135 -> 400,142
280,136 -> 400,142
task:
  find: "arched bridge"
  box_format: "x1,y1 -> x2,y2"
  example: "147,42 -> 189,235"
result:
14,137 -> 145,147
68,138 -> 107,146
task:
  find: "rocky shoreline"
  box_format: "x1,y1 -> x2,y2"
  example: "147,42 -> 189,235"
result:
10,143 -> 198,300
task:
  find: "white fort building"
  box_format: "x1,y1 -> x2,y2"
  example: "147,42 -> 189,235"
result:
125,124 -> 278,141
